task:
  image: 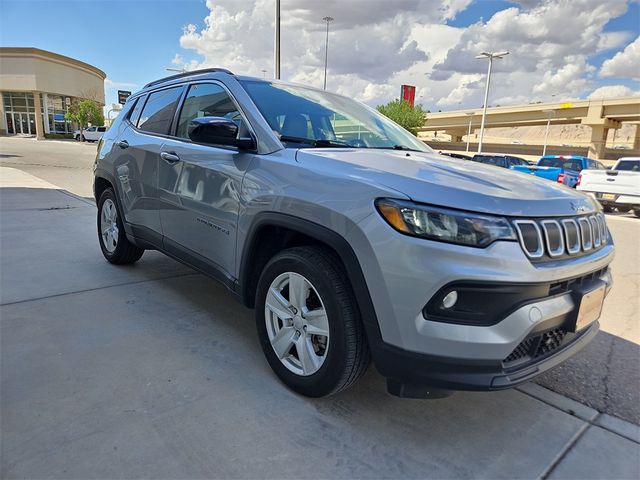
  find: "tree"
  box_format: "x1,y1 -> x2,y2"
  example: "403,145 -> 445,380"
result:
65,99 -> 104,141
376,99 -> 427,136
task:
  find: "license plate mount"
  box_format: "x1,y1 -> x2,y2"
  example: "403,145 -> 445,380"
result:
602,193 -> 616,201
571,281 -> 606,332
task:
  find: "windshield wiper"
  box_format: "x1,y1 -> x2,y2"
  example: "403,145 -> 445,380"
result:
279,135 -> 351,148
371,145 -> 423,152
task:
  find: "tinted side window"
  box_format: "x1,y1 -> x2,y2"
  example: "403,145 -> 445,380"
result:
138,87 -> 183,135
97,127 -> 106,132
128,96 -> 146,126
616,160 -> 640,171
176,83 -> 243,140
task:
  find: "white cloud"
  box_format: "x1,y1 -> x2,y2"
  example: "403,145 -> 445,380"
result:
588,85 -> 640,99
174,0 -> 636,109
600,36 -> 640,80
104,78 -> 138,89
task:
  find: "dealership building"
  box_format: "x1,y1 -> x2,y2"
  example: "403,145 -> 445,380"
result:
0,47 -> 106,138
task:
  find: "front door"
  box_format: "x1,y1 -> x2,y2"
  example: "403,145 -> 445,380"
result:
159,82 -> 253,279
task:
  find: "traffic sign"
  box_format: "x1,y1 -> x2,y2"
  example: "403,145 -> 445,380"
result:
118,90 -> 132,105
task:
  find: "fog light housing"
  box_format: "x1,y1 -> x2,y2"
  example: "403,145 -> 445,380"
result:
442,291 -> 458,309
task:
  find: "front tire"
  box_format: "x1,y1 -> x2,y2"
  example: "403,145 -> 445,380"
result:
97,188 -> 144,264
633,208 -> 640,218
255,246 -> 370,397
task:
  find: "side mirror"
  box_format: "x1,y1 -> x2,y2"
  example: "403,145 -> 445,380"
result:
188,116 -> 255,150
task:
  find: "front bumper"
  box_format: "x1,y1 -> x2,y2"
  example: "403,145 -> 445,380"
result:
347,211 -> 614,395
372,320 -> 599,395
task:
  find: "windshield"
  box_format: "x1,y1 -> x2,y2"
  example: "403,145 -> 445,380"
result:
616,160 -> 640,171
240,80 -> 432,152
539,157 -> 583,171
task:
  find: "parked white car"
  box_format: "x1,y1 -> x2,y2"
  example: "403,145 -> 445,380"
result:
74,126 -> 107,142
577,157 -> 640,216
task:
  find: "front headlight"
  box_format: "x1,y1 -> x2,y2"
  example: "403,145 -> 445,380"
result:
375,199 -> 516,247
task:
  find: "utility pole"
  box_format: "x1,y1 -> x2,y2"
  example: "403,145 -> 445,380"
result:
275,0 -> 281,79
322,16 -> 334,90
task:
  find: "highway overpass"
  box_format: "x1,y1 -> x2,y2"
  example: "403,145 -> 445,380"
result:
418,96 -> 640,160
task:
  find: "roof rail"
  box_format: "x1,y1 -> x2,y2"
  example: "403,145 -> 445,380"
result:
143,68 -> 234,89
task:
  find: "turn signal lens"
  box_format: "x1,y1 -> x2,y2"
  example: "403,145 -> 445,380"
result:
377,203 -> 411,233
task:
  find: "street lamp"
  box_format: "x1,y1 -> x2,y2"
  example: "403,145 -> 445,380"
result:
165,67 -> 186,73
542,109 -> 555,156
106,104 -> 122,126
322,16 -> 334,90
475,51 -> 509,153
465,112 -> 474,153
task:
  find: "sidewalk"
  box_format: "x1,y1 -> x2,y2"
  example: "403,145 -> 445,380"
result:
1,167 -> 639,479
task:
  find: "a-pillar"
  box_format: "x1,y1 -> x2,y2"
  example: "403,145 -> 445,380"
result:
444,129 -> 465,142
32,92 -> 45,140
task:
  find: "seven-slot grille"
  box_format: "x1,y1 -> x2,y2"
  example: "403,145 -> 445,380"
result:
513,213 -> 607,260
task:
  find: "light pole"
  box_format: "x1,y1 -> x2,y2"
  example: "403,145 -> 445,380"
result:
542,109 -> 555,156
465,112 -> 474,153
322,16 -> 334,90
475,51 -> 509,153
106,104 -> 122,127
275,0 -> 281,79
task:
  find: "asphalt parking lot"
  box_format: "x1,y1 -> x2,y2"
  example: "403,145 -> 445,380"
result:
1,137 -> 639,479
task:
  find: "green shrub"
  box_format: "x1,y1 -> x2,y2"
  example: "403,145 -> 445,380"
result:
376,99 -> 427,136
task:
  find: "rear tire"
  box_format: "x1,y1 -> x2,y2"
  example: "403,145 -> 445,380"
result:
633,208 -> 640,218
255,246 -> 370,397
97,188 -> 144,264
602,204 -> 613,213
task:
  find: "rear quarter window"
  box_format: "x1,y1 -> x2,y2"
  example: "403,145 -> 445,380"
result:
127,96 -> 146,126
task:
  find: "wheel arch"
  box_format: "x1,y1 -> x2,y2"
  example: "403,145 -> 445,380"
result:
93,173 -> 114,204
238,213 -> 379,335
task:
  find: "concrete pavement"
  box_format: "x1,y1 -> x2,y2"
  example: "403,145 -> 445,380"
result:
1,167 -> 639,479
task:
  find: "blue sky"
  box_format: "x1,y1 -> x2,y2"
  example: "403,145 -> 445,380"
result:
1,0 -> 638,109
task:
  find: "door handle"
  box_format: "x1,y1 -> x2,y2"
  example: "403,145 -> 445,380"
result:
160,151 -> 180,164
116,140 -> 129,149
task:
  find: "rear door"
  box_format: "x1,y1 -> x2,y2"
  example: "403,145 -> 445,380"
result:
158,81 -> 254,279
114,86 -> 184,238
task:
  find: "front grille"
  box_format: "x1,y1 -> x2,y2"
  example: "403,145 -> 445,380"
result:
503,327 -> 570,367
536,329 -> 566,356
514,213 -> 607,261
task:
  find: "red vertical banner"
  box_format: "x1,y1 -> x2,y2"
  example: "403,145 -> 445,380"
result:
401,85 -> 416,107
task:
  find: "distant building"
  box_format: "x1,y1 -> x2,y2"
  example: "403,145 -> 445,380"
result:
0,47 -> 106,137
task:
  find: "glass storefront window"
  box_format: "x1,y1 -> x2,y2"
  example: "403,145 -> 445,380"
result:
3,92 -> 75,134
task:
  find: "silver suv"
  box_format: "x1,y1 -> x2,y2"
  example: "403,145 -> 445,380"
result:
93,69 -> 614,398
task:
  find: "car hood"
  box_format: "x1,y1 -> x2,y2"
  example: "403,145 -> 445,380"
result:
296,148 -> 599,217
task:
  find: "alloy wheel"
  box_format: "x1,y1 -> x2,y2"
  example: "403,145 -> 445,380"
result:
264,272 -> 330,376
100,198 -> 119,253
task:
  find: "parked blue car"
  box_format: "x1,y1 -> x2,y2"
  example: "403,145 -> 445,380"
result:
511,155 -> 606,187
